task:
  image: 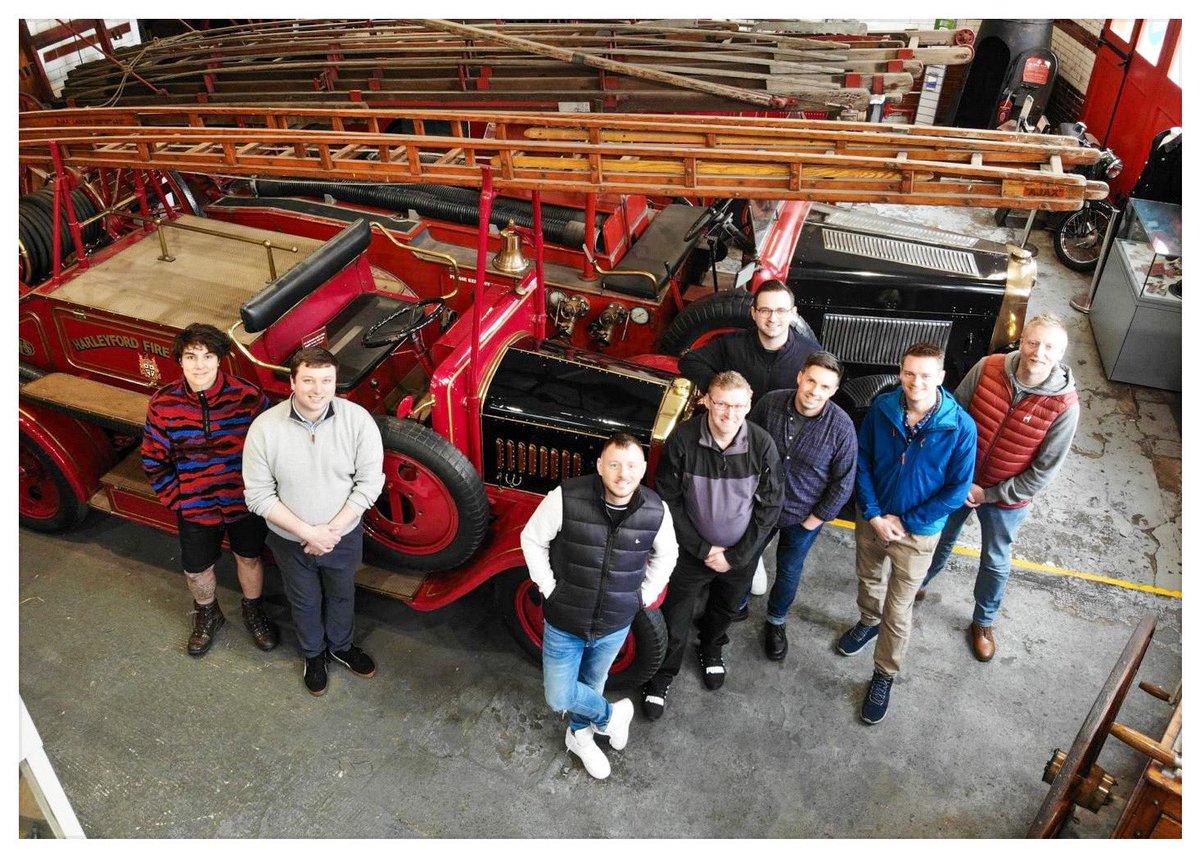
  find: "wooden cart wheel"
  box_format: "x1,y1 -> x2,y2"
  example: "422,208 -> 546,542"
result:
1027,614 -> 1158,838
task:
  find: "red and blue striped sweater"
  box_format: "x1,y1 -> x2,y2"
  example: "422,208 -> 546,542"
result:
141,370 -> 269,525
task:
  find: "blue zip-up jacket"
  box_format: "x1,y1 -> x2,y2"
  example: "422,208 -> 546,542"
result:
855,386 -> 976,535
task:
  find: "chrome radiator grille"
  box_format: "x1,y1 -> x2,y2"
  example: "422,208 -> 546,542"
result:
821,209 -> 983,249
822,314 -> 952,365
823,229 -> 981,277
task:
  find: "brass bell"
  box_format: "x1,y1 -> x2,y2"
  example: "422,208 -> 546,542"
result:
492,220 -> 531,275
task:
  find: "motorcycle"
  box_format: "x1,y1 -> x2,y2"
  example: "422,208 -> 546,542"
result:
1050,122 -> 1123,272
995,98 -> 1123,273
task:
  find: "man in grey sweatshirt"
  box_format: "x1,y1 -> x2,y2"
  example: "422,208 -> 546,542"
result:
918,314 -> 1079,662
243,347 -> 384,696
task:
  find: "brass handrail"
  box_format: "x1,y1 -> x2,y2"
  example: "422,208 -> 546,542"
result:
116,211 -> 299,280
369,221 -> 460,299
225,319 -> 289,375
581,243 -> 659,290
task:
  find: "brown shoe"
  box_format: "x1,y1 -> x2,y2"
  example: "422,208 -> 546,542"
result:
970,623 -> 995,662
914,588 -> 927,602
187,600 -> 225,657
241,597 -> 279,651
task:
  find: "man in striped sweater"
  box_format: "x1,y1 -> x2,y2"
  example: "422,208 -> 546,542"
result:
142,323 -> 277,657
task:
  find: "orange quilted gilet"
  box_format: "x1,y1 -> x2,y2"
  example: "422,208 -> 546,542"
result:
968,354 -> 1077,508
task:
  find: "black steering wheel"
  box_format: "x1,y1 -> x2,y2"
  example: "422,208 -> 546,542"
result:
361,298 -> 447,348
683,199 -> 733,242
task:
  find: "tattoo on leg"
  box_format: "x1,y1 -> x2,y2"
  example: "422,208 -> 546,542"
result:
185,569 -> 217,604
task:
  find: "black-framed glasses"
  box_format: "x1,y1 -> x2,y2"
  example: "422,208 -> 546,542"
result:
753,307 -> 794,316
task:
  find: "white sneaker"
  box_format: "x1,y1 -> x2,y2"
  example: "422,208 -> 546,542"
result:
565,725 -> 611,780
594,698 -> 634,751
750,557 -> 769,596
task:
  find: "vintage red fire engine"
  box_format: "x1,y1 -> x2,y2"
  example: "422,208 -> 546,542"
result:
18,107 -> 1103,686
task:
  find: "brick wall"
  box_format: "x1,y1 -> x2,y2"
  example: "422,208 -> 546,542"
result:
1046,20 -> 1103,127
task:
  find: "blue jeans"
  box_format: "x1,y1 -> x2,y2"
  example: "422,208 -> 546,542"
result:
542,621 -> 628,732
766,522 -> 824,624
922,503 -> 1031,626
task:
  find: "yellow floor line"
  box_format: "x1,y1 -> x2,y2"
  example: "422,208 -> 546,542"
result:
826,518 -> 1181,599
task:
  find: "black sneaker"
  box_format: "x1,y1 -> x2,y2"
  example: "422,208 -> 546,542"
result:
861,669 -> 894,724
641,677 -> 671,720
731,602 -> 750,622
836,621 -> 879,656
698,648 -> 726,690
764,622 -> 788,661
329,645 -> 377,678
303,655 -> 328,696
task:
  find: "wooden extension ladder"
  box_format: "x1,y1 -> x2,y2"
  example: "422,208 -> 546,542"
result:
20,105 -> 1106,210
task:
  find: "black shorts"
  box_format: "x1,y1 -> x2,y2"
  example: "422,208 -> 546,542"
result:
176,512 -> 268,573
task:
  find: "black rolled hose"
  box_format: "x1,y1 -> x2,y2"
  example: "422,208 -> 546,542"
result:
252,178 -> 604,251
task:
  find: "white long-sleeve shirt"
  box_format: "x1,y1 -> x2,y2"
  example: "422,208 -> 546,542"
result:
520,486 -> 678,607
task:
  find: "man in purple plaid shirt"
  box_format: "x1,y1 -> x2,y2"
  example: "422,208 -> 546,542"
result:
747,351 -> 856,661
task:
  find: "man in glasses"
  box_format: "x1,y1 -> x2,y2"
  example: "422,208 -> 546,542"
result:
678,280 -> 821,403
678,280 -> 822,608
642,371 -> 782,720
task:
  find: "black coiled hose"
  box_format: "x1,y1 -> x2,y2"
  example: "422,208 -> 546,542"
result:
252,178 -> 605,251
18,187 -> 104,285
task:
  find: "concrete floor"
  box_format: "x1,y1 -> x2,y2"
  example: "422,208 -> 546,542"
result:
17,207 -> 1182,839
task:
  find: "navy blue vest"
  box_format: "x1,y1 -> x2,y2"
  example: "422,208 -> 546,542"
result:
546,474 -> 665,639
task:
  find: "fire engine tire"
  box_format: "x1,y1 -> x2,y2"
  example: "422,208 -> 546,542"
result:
657,288 -> 817,357
493,566 -> 670,692
19,430 -> 87,533
363,417 -> 489,572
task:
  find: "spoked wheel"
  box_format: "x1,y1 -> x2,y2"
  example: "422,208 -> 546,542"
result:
493,566 -> 669,692
1027,614 -> 1158,838
1053,206 -> 1112,272
19,431 -> 87,532
362,417 -> 489,572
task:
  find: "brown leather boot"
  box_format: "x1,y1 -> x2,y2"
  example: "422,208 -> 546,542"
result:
241,597 -> 279,652
188,600 -> 225,657
970,622 -> 995,662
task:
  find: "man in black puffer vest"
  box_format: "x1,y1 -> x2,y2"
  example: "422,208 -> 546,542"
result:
521,433 -> 678,780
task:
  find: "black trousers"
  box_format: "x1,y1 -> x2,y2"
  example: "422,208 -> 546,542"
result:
654,550 -> 757,680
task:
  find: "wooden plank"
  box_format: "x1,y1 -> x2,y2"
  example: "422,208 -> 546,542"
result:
20,373 -> 149,427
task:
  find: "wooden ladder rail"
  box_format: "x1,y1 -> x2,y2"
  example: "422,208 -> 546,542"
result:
20,107 -> 1106,210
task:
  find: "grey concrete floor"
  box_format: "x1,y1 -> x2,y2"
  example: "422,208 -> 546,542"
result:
17,205 -> 1183,839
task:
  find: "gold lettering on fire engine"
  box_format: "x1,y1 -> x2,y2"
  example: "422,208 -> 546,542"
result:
71,333 -> 141,351
69,334 -> 171,357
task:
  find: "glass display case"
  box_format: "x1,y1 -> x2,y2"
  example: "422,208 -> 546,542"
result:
1089,198 -> 1181,391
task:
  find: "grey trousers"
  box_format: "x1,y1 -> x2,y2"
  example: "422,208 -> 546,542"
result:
267,523 -> 363,658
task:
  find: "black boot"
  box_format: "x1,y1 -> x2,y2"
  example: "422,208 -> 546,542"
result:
187,600 -> 225,657
241,597 -> 279,652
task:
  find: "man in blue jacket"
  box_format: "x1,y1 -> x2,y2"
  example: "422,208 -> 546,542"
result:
836,342 -> 976,724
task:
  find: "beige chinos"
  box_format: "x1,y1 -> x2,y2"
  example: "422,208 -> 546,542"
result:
854,514 -> 940,676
